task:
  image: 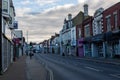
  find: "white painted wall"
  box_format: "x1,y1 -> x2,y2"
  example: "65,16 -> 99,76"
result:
93,8 -> 104,36
71,27 -> 76,46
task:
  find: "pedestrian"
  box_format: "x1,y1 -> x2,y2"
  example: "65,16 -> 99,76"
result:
29,44 -> 34,59
29,52 -> 33,59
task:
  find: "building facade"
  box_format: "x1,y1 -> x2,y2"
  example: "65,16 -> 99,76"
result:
75,4 -> 89,57
70,27 -> 76,56
60,14 -> 73,56
1,0 -> 16,73
103,2 -> 120,58
76,23 -> 84,57
91,8 -> 105,58
83,16 -> 93,57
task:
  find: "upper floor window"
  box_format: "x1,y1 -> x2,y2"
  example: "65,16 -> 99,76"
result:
114,13 -> 118,30
106,16 -> 111,31
66,23 -> 69,29
78,28 -> 81,38
72,29 -> 75,41
68,21 -> 71,28
85,24 -> 90,37
2,0 -> 9,13
97,20 -> 102,34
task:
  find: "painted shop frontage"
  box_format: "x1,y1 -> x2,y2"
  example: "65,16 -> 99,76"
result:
91,34 -> 105,58
83,31 -> 120,58
104,31 -> 120,58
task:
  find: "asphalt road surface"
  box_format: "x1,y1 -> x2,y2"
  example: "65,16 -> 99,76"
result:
34,53 -> 120,80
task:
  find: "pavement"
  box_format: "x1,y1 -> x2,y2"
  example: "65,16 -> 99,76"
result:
0,55 -> 49,80
26,56 -> 49,80
0,55 -> 27,80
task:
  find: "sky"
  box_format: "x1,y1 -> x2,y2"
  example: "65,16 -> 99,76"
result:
13,0 -> 120,43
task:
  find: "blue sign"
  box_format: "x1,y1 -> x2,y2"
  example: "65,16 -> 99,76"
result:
13,21 -> 18,29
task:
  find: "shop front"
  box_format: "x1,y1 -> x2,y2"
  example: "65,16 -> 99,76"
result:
105,31 -> 120,58
84,37 -> 92,57
77,38 -> 84,57
91,34 -> 105,58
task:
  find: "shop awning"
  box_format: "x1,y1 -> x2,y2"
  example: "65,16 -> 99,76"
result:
104,31 -> 112,41
92,34 -> 104,43
84,37 -> 92,43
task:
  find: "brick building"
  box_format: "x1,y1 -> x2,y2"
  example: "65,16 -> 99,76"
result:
103,2 -> 120,58
82,16 -> 93,57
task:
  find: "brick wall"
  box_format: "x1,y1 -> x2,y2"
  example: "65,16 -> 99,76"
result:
103,2 -> 120,32
82,16 -> 93,38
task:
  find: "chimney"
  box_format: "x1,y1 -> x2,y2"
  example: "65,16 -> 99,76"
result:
68,13 -> 72,20
64,18 -> 66,24
84,4 -> 88,16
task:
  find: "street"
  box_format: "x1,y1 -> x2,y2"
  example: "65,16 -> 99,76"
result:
34,53 -> 120,80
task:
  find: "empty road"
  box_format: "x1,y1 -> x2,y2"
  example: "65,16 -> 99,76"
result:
34,53 -> 120,80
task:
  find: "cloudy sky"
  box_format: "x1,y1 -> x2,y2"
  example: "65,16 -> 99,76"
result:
13,0 -> 120,43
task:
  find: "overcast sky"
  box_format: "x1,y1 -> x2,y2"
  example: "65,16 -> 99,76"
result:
13,0 -> 120,43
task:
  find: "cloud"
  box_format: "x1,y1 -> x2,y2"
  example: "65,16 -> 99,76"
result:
15,7 -> 31,17
43,4 -> 75,13
14,0 -> 120,43
35,0 -> 58,6
21,0 -> 31,5
77,0 -> 87,3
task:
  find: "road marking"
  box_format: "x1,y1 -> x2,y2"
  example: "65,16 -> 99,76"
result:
110,74 -> 120,79
45,65 -> 54,80
36,56 -> 54,80
85,66 -> 101,72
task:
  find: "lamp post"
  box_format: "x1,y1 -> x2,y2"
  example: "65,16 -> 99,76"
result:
26,30 -> 29,55
26,30 -> 28,49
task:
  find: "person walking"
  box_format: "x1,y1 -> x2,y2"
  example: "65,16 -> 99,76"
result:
29,42 -> 34,59
29,52 -> 33,59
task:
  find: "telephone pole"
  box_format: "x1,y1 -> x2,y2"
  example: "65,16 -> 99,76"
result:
27,30 -> 28,44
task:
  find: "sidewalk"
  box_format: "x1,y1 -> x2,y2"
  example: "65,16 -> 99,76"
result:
0,55 -> 49,80
0,56 -> 27,80
26,56 -> 49,80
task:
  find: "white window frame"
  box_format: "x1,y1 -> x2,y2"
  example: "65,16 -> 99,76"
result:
106,15 -> 111,32
2,0 -> 9,14
78,28 -> 81,38
113,11 -> 118,30
85,24 -> 90,37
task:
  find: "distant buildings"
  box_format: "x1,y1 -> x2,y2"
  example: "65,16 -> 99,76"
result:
40,2 -> 120,58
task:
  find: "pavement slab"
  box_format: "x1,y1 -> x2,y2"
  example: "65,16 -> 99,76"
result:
0,55 -> 49,80
26,56 -> 49,80
0,56 -> 27,80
